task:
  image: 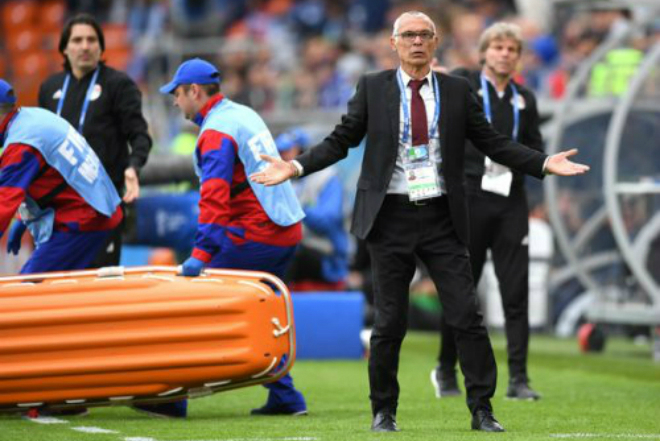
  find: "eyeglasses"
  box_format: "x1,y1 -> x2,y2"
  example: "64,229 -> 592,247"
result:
396,31 -> 435,43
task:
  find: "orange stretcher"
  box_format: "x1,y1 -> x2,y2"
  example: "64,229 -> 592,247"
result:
0,266 -> 296,413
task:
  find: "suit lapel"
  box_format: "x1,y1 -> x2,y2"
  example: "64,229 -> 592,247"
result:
437,72 -> 448,163
386,71 -> 400,151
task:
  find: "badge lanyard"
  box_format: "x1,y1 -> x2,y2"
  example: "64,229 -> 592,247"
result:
480,74 -> 519,141
480,74 -> 517,197
396,68 -> 440,145
56,68 -> 100,132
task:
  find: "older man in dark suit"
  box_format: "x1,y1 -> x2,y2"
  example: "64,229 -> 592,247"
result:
251,11 -> 588,433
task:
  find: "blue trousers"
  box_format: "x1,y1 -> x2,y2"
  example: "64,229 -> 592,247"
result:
21,230 -> 110,274
208,235 -> 305,409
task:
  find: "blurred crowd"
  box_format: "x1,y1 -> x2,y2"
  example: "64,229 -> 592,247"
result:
2,0 -> 657,113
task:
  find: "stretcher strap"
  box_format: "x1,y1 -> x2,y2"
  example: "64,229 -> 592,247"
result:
272,317 -> 290,337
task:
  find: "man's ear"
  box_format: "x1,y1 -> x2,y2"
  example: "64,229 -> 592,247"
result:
190,83 -> 198,97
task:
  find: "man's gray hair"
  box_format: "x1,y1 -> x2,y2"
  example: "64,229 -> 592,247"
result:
478,22 -> 524,59
392,11 -> 437,37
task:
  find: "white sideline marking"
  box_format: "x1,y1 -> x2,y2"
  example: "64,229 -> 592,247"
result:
72,426 -> 118,434
25,416 -> 68,424
166,438 -> 319,441
125,438 -> 158,441
551,434 -> 660,439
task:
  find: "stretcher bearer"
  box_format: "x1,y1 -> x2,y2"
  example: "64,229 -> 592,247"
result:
0,79 -> 122,274
135,58 -> 307,419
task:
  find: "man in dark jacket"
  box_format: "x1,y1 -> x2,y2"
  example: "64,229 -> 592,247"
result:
431,22 -> 543,402
251,11 -> 588,433
39,13 -> 152,266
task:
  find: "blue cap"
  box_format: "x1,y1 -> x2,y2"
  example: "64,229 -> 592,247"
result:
0,79 -> 17,105
275,128 -> 310,152
159,58 -> 220,94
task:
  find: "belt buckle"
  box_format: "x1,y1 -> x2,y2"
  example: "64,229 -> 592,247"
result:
413,199 -> 428,206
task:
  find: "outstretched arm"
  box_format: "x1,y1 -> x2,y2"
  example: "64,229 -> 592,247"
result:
544,149 -> 590,176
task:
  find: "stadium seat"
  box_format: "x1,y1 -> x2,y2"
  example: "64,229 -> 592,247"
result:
102,24 -> 130,50
10,51 -> 51,105
42,29 -> 61,52
1,1 -> 38,32
104,47 -> 133,71
11,51 -> 49,78
38,0 -> 66,33
5,28 -> 41,54
101,24 -> 132,70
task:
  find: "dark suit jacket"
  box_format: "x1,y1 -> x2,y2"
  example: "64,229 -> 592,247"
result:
296,69 -> 548,244
452,68 -> 544,189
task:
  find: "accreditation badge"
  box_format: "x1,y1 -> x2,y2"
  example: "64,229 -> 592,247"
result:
481,157 -> 513,197
403,144 -> 442,201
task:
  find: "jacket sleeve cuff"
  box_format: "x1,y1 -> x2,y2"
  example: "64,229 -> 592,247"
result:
191,248 -> 213,263
291,160 -> 304,177
128,160 -> 144,175
542,156 -> 550,175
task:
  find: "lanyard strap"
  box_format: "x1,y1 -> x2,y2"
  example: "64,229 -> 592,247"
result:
480,74 -> 519,141
396,68 -> 441,145
56,68 -> 100,132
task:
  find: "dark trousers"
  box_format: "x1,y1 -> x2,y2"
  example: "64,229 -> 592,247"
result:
91,204 -> 125,267
284,245 -> 324,283
439,185 -> 529,381
367,195 -> 496,416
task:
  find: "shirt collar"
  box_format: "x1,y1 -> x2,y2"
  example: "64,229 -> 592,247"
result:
480,71 -> 512,96
0,108 -> 19,144
66,63 -> 102,82
399,67 -> 433,88
193,93 -> 225,126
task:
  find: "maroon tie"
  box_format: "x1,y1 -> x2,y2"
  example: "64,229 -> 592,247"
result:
409,79 -> 428,145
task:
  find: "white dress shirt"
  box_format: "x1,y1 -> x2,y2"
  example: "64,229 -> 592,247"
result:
387,67 -> 442,195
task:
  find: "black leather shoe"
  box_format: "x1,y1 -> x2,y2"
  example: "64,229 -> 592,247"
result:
430,366 -> 461,398
471,409 -> 505,432
506,380 -> 541,400
371,411 -> 399,432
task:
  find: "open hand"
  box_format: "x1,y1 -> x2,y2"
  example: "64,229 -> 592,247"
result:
123,167 -> 140,203
249,155 -> 297,186
545,149 -> 590,176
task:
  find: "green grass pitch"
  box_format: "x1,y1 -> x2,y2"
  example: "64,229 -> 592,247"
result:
1,331 -> 659,441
